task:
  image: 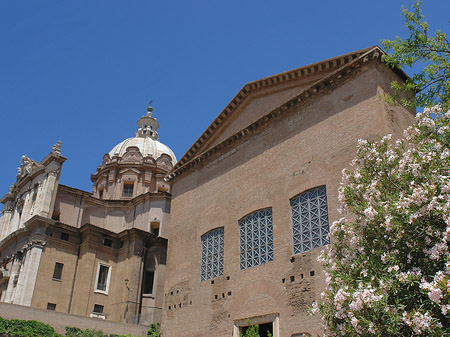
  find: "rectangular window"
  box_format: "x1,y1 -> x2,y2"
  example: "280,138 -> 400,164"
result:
123,183 -> 134,198
200,227 -> 224,281
290,186 -> 329,254
95,264 -> 111,294
239,208 -> 273,270
151,222 -> 160,236
93,304 -> 104,314
60,232 -> 69,241
143,270 -> 155,294
99,189 -> 103,199
103,238 -> 113,247
47,303 -> 56,311
52,262 -> 64,280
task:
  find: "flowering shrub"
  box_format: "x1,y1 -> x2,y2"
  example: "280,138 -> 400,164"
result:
316,106 -> 450,336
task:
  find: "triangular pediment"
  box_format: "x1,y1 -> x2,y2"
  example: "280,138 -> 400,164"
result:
169,46 -> 407,181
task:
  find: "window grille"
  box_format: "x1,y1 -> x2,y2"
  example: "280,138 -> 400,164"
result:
290,186 -> 329,254
239,208 -> 273,270
200,227 -> 224,281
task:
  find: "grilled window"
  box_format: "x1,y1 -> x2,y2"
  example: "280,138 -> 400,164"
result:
200,227 -> 224,281
290,186 -> 329,254
239,208 -> 273,270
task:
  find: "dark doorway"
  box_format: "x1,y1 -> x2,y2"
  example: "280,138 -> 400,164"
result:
241,322 -> 273,336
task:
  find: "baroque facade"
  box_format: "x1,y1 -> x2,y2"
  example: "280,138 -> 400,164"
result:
0,107 -> 175,326
162,46 -> 415,336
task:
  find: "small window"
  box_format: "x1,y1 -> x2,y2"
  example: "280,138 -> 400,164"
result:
123,183 -> 134,198
103,238 -> 113,247
60,232 -> 69,241
143,271 -> 155,294
13,275 -> 18,287
99,189 -> 104,199
47,303 -> 56,311
93,304 -> 104,314
52,262 -> 64,280
95,264 -> 111,294
151,222 -> 160,236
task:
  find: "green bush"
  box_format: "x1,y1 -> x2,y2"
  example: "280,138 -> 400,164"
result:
65,326 -> 106,337
240,321 -> 272,337
0,316 -> 61,337
147,323 -> 161,337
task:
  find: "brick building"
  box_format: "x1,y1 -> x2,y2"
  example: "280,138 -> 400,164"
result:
162,46 -> 415,336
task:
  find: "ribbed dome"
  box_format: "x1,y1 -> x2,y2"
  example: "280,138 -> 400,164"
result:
109,137 -> 176,164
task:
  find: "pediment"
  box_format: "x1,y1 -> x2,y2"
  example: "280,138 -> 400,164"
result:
168,46 -> 408,181
119,167 -> 141,176
156,154 -> 173,171
173,47 -> 378,172
121,146 -> 143,163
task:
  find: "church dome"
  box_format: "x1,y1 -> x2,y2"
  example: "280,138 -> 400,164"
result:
109,137 -> 176,164
108,105 -> 177,165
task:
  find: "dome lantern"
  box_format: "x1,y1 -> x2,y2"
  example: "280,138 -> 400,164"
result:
135,105 -> 160,140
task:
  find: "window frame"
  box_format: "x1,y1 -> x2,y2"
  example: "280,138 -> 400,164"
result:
122,183 -> 134,198
52,262 -> 64,281
94,263 -> 111,295
47,303 -> 56,311
200,227 -> 224,281
238,208 -> 273,270
290,185 -> 330,255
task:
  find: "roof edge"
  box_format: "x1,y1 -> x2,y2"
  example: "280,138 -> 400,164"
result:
167,46 -> 402,182
172,46 -> 390,173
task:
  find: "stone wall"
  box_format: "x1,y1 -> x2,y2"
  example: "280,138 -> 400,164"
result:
0,302 -> 148,336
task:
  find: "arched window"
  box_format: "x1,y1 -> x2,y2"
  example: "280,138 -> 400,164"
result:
239,208 -> 273,270
200,227 -> 224,281
290,186 -> 329,254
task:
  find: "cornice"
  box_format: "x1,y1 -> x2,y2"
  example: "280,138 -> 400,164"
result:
91,153 -> 173,183
57,184 -> 171,209
169,46 -> 385,178
167,46 -> 397,182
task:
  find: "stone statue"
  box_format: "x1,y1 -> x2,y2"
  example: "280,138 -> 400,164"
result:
52,140 -> 62,155
17,155 -> 34,179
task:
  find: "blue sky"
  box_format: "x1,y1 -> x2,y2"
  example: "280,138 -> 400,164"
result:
0,0 -> 449,194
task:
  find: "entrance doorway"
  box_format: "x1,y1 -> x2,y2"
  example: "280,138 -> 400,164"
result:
241,322 -> 273,336
233,313 -> 279,337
